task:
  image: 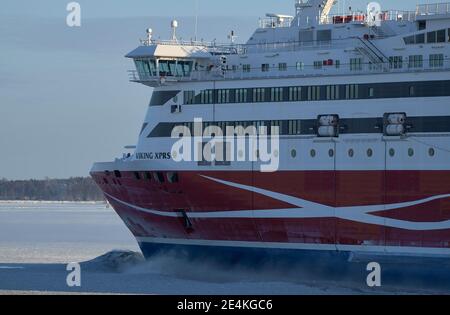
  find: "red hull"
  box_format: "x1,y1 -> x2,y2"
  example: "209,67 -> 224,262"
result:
91,170 -> 450,255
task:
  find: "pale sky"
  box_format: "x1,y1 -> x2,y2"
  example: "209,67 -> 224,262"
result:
0,0 -> 418,180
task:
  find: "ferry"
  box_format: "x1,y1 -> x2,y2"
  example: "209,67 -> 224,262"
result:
91,0 -> 450,264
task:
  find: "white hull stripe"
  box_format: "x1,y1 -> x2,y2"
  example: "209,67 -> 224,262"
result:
103,175 -> 450,231
136,237 -> 450,257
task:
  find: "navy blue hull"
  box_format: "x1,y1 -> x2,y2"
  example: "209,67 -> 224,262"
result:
139,241 -> 450,291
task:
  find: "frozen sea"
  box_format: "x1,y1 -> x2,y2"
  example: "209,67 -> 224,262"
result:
0,202 -> 448,295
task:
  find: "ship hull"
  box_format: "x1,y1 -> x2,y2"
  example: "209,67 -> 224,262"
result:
91,170 -> 450,259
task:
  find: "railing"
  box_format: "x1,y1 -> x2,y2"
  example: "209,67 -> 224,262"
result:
417,2 -> 450,15
129,58 -> 450,84
259,16 -> 294,29
322,10 -> 417,25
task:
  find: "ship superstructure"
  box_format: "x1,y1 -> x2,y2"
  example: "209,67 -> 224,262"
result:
92,0 -> 450,261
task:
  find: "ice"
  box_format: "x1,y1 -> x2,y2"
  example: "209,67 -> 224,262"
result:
0,202 -> 449,295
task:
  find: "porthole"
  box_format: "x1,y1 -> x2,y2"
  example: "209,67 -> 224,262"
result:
310,149 -> 316,158
429,148 -> 436,157
408,148 -> 414,157
389,148 -> 395,157
348,149 -> 354,158
328,149 -> 334,157
367,148 -> 373,157
291,149 -> 297,158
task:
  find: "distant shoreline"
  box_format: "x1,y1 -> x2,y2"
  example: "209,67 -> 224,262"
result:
0,177 -> 104,202
0,200 -> 106,204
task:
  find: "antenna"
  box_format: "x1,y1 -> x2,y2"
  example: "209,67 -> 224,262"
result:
171,19 -> 178,42
146,28 -> 153,44
194,0 -> 199,41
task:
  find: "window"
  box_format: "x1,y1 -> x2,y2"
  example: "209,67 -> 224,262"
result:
437,29 -> 446,43
416,33 -> 425,44
299,30 -> 314,43
243,64 -> 251,73
313,61 -> 323,69
326,85 -> 339,100
262,64 -> 270,72
389,56 -> 403,69
346,84 -> 359,99
235,89 -> 248,103
350,58 -> 363,71
217,89 -> 230,104
368,87 -> 375,98
448,29 -> 450,42
253,88 -> 266,102
430,54 -> 444,68
427,31 -> 437,43
289,87 -> 302,101
288,120 -> 302,135
200,90 -> 213,104
409,86 -> 415,96
271,87 -> 284,102
408,55 -> 423,68
419,20 -> 426,31
183,90 -> 195,104
278,63 -> 287,71
296,62 -> 304,71
335,60 -> 341,69
404,35 -> 415,45
317,30 -> 332,43
307,86 -> 321,101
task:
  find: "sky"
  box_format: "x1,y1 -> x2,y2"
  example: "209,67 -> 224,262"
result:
0,0 -> 419,180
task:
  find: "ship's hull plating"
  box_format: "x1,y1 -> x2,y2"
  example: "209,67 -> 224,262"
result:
91,170 -> 450,260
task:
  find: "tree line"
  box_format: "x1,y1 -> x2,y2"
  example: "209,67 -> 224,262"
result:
0,177 -> 105,201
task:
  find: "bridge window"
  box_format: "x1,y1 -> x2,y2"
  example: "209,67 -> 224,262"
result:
135,59 -> 157,77
158,60 -> 193,77
261,64 -> 270,72
296,62 -> 304,71
243,64 -> 251,73
313,61 -> 323,69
